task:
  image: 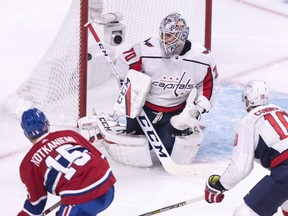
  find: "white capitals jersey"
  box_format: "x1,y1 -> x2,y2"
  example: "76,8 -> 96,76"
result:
220,104 -> 288,190
115,36 -> 219,112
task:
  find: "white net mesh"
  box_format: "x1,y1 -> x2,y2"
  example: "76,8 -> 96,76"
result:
5,0 -> 209,127
6,0 -> 82,127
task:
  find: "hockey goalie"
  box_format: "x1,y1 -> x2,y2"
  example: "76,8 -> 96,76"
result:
79,69 -> 216,168
79,12 -> 219,168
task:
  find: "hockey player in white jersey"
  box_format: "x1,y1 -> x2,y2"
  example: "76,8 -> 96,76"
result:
204,80 -> 288,216
113,12 -> 219,165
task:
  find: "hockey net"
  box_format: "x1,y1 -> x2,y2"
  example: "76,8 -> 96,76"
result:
5,0 -> 212,127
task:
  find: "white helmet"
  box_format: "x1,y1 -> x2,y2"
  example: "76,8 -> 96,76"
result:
159,12 -> 189,54
242,80 -> 270,110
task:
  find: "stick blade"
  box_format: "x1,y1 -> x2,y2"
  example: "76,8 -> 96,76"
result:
163,161 -> 213,176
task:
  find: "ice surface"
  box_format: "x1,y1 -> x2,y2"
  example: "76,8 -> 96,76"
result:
1,0 -> 288,215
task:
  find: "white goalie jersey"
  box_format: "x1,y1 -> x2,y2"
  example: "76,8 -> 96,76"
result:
220,104 -> 288,190
115,36 -> 219,111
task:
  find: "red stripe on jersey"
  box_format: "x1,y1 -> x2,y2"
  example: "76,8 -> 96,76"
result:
144,101 -> 185,113
270,150 -> 288,168
129,58 -> 142,71
202,67 -> 213,100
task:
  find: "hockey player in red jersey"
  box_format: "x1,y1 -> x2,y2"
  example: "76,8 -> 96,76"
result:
112,12 -> 219,165
17,108 -> 116,216
204,80 -> 288,215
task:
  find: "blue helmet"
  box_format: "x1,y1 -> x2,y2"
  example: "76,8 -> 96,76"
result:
21,108 -> 49,139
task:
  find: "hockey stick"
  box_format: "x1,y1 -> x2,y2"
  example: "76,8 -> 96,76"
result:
85,21 -> 212,175
138,195 -> 204,216
136,109 -> 212,175
42,201 -> 61,215
85,20 -> 120,83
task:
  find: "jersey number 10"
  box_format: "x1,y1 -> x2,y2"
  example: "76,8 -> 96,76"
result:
264,111 -> 288,140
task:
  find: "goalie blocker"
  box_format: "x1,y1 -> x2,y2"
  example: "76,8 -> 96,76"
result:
79,70 -> 205,167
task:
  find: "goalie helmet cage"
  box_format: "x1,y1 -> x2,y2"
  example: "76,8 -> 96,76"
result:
5,0 -> 212,127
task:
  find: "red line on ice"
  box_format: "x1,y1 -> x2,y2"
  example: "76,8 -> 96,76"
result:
236,0 -> 288,18
0,147 -> 28,160
223,56 -> 288,82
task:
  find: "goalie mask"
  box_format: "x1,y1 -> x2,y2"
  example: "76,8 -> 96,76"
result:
159,12 -> 189,54
242,80 -> 270,110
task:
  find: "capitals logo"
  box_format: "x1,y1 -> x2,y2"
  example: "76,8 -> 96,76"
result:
151,72 -> 194,97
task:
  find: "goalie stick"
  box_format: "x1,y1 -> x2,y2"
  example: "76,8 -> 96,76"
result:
136,109 -> 212,175
86,21 -> 212,175
138,195 -> 204,216
85,20 -> 120,83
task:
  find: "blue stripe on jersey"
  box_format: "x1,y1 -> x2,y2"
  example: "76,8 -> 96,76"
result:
60,170 -> 113,198
67,146 -> 86,153
45,147 -> 87,194
46,167 -> 59,193
24,196 -> 47,215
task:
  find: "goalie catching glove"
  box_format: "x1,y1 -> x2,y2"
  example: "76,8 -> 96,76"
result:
205,174 -> 226,203
170,88 -> 210,131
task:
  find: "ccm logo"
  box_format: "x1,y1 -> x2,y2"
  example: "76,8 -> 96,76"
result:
116,77 -> 131,104
82,123 -> 92,127
99,117 -> 112,131
137,115 -> 168,158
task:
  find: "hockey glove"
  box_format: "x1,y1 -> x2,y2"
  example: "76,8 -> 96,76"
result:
170,102 -> 204,131
205,174 -> 226,203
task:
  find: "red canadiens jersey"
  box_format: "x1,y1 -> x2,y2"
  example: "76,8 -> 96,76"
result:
116,36 -> 219,111
18,130 -> 116,215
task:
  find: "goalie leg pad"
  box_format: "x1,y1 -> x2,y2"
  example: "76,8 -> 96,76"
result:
171,128 -> 204,165
103,134 -> 153,167
95,112 -> 152,167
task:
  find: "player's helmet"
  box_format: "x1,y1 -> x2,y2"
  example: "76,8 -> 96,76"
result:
242,80 -> 270,110
159,12 -> 189,54
21,108 -> 49,139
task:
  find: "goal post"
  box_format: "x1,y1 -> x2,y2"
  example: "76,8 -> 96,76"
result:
79,0 -> 89,120
205,0 -> 213,50
5,0 -> 213,127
